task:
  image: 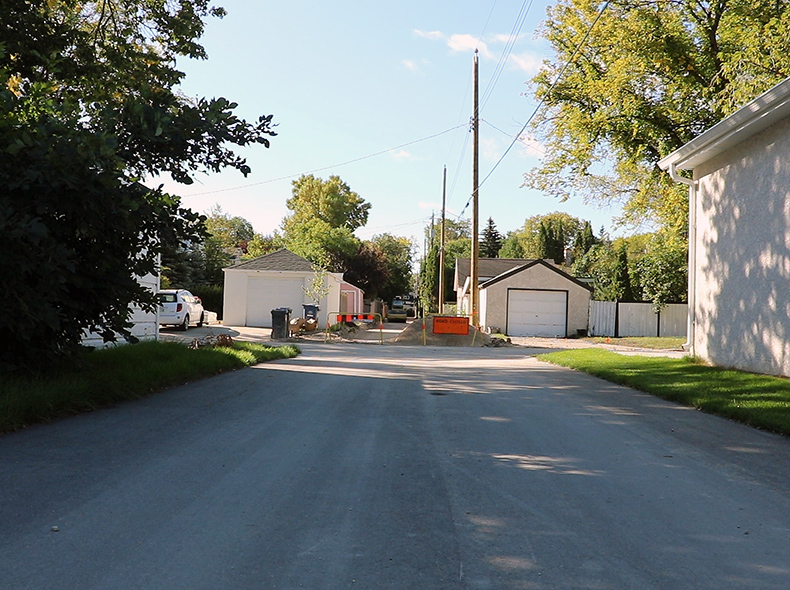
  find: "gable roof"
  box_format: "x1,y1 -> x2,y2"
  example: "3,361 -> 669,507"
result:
659,76 -> 790,171
480,259 -> 593,291
454,257 -> 535,289
224,248 -> 314,272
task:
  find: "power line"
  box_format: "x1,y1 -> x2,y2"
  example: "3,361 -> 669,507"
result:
479,0 -> 612,189
184,124 -> 467,197
480,0 -> 534,111
482,118 -> 544,155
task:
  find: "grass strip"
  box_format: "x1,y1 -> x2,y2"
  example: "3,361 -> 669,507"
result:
537,349 -> 790,436
582,336 -> 686,350
0,340 -> 300,434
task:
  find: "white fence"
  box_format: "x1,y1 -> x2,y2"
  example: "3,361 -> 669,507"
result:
588,301 -> 687,337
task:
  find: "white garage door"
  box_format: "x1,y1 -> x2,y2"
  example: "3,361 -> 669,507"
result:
507,290 -> 567,337
246,278 -> 305,327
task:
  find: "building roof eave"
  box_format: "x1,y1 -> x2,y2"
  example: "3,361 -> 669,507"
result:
658,77 -> 790,172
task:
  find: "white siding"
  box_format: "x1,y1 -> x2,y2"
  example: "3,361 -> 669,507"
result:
81,271 -> 159,348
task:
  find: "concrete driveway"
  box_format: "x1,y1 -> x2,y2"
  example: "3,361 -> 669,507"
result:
161,322 -> 686,357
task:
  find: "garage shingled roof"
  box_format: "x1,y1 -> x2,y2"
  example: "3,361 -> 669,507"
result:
480,259 -> 592,291
224,248 -> 314,272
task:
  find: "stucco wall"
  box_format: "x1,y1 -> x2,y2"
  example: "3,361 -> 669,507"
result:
480,264 -> 591,337
223,270 -> 342,328
693,116 -> 790,376
223,271 -> 249,326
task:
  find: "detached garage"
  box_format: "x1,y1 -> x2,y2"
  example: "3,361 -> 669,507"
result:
223,249 -> 345,328
479,260 -> 592,337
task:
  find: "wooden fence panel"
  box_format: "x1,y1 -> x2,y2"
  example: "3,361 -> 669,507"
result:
658,303 -> 687,337
587,301 -> 687,337
588,301 -> 616,336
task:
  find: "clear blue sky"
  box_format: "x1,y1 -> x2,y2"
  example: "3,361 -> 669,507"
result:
157,0 -> 624,255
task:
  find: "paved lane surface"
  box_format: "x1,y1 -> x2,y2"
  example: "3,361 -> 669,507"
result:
3,343 -> 790,589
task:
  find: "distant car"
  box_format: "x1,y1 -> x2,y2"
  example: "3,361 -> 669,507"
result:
387,298 -> 409,322
158,289 -> 205,331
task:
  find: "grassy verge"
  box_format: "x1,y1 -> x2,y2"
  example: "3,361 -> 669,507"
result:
583,336 -> 686,350
0,340 -> 300,434
537,349 -> 790,436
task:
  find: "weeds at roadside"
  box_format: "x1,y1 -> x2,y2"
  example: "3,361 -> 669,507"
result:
0,340 -> 300,434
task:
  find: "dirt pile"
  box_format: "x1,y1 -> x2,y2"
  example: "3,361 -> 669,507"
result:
393,317 -> 493,347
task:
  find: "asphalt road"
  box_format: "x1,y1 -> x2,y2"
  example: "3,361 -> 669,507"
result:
3,343 -> 790,589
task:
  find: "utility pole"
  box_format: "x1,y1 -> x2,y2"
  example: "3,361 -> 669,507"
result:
470,49 -> 480,327
438,166 -> 447,315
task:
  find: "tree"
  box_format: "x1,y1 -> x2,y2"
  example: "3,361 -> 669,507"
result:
282,218 -> 360,270
419,219 -> 471,310
526,0 -> 790,233
280,174 -> 370,270
480,217 -> 503,258
199,206 -> 256,285
571,221 -> 597,264
245,234 -> 279,259
204,205 -> 255,252
613,243 -> 637,302
284,175 -> 371,233
370,234 -> 415,303
508,212 -> 583,263
499,232 -> 526,258
0,1 -> 277,371
339,242 -> 390,299
637,235 -> 688,311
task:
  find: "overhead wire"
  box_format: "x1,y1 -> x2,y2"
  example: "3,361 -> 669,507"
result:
482,118 -> 544,155
442,0 -> 498,215
478,0 -> 612,190
480,0 -> 534,111
183,124 -> 467,197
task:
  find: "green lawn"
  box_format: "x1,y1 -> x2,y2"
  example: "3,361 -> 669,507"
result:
583,336 -> 686,350
538,349 -> 790,436
0,340 -> 300,434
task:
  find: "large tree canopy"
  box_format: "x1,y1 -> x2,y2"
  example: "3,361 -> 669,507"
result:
526,0 -> 790,232
0,0 -> 276,371
284,175 -> 371,233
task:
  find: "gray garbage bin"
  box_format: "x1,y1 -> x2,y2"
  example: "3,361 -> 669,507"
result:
271,308 -> 292,339
302,304 -> 320,320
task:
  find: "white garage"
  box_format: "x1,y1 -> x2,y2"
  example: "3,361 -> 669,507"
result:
506,289 -> 568,337
479,260 -> 592,338
223,249 -> 345,328
245,277 -> 307,326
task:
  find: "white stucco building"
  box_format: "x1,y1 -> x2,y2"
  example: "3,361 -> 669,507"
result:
223,249 -> 346,328
659,77 -> 790,376
455,257 -> 592,337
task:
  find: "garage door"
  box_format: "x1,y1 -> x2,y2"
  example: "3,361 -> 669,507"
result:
507,290 -> 567,337
246,278 -> 306,327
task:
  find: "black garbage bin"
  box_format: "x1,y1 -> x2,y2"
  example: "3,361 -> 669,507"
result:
302,304 -> 320,320
271,307 -> 292,339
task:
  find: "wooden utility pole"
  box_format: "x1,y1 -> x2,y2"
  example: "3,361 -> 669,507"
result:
438,166 -> 447,314
470,49 -> 480,327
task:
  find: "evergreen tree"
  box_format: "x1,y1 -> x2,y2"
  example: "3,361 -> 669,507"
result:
480,217 -> 503,258
572,221 -> 597,264
614,244 -> 636,302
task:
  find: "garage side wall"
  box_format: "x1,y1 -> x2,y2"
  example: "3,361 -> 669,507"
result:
482,265 -> 591,337
693,116 -> 790,377
223,270 -> 249,326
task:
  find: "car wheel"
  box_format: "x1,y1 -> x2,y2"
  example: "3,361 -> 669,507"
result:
197,313 -> 204,328
180,314 -> 190,331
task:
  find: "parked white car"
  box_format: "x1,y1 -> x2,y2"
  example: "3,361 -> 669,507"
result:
157,289 -> 205,331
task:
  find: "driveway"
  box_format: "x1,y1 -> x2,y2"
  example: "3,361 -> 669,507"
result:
162,322 -> 686,357
2,343 -> 790,589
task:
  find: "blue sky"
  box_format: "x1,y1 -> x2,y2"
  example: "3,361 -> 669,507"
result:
158,0 -> 624,255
